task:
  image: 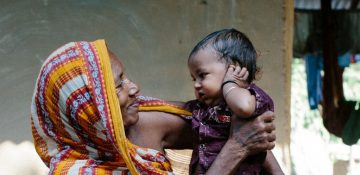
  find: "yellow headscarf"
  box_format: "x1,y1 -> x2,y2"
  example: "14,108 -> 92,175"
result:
30,40 -> 137,174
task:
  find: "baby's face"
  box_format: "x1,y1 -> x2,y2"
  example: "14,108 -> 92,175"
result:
188,47 -> 227,106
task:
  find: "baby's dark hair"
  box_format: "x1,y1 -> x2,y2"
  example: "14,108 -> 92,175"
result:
189,28 -> 259,83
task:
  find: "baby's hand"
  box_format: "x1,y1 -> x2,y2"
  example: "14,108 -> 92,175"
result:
223,65 -> 249,88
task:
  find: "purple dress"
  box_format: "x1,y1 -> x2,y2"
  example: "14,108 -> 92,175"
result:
186,84 -> 274,175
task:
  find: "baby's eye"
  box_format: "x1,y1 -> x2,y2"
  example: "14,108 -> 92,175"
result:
199,73 -> 207,79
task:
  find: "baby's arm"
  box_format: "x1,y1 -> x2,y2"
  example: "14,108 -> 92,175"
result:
222,65 -> 256,117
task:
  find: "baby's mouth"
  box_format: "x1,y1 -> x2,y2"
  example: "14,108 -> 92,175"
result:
198,92 -> 205,99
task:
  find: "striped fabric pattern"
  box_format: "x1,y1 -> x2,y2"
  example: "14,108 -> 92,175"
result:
31,40 -> 189,175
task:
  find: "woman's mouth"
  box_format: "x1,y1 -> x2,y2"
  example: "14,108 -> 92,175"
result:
128,100 -> 139,109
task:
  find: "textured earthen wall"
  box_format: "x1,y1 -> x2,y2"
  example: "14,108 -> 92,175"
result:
0,0 -> 292,173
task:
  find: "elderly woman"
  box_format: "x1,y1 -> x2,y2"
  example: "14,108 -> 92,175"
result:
31,40 -> 276,174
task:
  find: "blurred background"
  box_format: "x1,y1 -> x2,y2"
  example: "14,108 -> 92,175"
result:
0,0 -> 359,174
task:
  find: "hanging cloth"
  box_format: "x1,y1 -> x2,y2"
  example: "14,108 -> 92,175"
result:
305,53 -> 323,110
341,101 -> 360,145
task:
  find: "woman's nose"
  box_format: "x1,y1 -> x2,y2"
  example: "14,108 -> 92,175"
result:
128,80 -> 140,96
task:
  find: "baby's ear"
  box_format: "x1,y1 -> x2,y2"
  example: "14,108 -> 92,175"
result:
226,64 -> 235,70
224,61 -> 233,68
234,62 -> 240,67
227,59 -> 237,66
230,61 -> 241,68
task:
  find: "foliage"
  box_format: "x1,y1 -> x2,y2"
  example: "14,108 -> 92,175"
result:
291,59 -> 360,175
291,59 -> 360,145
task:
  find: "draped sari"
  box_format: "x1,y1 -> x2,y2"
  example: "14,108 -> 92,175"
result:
31,40 -> 191,175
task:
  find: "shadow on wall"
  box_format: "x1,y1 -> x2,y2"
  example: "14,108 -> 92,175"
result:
0,141 -> 48,175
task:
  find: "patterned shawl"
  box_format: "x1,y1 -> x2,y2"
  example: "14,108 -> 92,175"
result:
31,40 -> 191,175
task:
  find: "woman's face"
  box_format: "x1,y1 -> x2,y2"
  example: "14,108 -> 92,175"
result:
109,51 -> 140,128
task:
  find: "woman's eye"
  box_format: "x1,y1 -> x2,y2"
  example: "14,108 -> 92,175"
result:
116,83 -> 123,90
117,78 -> 130,89
116,80 -> 124,89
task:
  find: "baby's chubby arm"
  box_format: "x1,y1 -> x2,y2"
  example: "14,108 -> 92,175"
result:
222,65 -> 255,117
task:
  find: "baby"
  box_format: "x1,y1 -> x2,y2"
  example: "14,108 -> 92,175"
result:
186,28 -> 282,174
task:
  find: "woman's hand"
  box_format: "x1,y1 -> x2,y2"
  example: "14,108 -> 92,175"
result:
223,65 -> 249,88
230,111 -> 276,156
206,111 -> 276,175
